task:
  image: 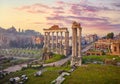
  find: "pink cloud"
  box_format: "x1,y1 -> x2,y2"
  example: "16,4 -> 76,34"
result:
15,3 -> 65,14
84,20 -> 120,33
56,1 -> 65,5
14,1 -> 120,34
15,3 -> 50,14
32,3 -> 50,9
46,15 -> 108,23
54,10 -> 64,14
46,13 -> 120,32
112,3 -> 120,7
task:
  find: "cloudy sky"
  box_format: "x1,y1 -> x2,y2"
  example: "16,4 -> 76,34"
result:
0,0 -> 120,36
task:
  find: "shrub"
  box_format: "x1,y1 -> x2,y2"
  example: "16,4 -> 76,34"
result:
45,54 -> 65,63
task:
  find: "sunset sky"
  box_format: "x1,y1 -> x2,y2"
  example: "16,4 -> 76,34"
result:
0,0 -> 120,36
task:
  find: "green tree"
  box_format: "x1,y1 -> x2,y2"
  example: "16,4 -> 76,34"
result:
106,32 -> 114,39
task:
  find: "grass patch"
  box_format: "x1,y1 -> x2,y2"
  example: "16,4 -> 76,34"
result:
44,54 -> 65,63
0,65 -> 70,84
64,64 -> 120,84
0,48 -> 43,69
0,69 -> 37,84
82,55 -> 120,64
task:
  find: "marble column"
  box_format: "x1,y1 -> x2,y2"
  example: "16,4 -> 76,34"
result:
60,32 -> 63,54
71,22 -> 82,66
47,32 -> 50,52
72,28 -> 75,57
74,28 -> 77,57
78,27 -> 82,66
64,31 -> 69,56
52,32 -> 54,52
71,28 -> 76,66
56,32 -> 58,53
44,32 -> 47,48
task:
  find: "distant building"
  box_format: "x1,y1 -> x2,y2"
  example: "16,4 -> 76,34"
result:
94,39 -> 112,50
94,39 -> 120,56
0,26 -> 43,48
0,34 -> 9,48
32,36 -> 43,45
6,26 -> 17,33
111,40 -> 120,56
115,33 -> 120,40
83,34 -> 98,44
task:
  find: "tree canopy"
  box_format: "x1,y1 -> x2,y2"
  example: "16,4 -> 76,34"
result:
106,32 -> 114,39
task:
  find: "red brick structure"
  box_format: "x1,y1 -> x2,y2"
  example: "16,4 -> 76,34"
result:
86,51 -> 103,56
94,39 -> 120,56
111,40 -> 120,55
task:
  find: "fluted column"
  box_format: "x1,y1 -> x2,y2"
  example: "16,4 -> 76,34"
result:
60,32 -> 63,54
71,28 -> 76,66
56,32 -> 58,53
64,31 -> 69,56
78,27 -> 82,66
44,32 -> 47,48
71,21 -> 82,66
72,29 -> 75,57
74,28 -> 77,57
47,32 -> 50,52
52,32 -> 54,52
72,29 -> 77,56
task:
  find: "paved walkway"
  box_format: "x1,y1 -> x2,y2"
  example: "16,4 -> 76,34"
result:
3,64 -> 27,73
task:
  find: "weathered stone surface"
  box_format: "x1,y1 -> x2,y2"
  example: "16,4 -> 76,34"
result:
71,21 -> 82,66
43,25 -> 69,56
51,72 -> 70,84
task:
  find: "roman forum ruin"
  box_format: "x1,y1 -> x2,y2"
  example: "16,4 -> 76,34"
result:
43,21 -> 82,66
43,25 -> 69,56
71,21 -> 82,66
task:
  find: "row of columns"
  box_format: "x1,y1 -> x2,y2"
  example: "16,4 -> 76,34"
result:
44,31 -> 69,56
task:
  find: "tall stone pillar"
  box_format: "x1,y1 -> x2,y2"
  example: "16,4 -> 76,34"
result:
56,32 -> 58,53
60,32 -> 63,54
71,28 -> 76,66
64,31 -> 69,56
78,27 -> 82,66
71,21 -> 82,66
71,28 -> 77,56
52,32 -> 54,52
47,32 -> 50,52
74,28 -> 77,57
44,32 -> 47,48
